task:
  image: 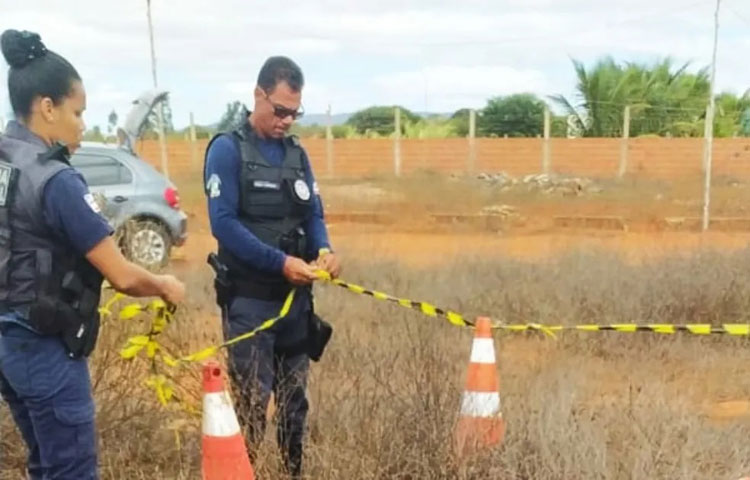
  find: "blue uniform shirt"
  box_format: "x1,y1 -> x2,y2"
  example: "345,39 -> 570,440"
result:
204,133 -> 331,274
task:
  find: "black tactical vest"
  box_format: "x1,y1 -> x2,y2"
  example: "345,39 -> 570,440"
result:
205,122 -> 314,289
0,121 -> 104,358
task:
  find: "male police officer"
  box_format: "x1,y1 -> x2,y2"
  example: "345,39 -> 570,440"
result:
204,56 -> 340,478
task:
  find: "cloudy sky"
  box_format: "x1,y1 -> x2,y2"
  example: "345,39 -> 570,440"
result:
1,0 -> 748,130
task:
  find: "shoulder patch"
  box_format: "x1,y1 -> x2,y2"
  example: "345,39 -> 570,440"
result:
83,193 -> 102,213
206,173 -> 222,198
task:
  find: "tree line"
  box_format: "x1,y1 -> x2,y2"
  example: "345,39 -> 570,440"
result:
295,57 -> 749,139
85,56 -> 750,142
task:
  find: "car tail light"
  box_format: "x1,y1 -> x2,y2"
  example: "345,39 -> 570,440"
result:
164,187 -> 180,209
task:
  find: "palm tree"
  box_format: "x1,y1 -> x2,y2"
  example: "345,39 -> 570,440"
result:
715,90 -> 750,137
636,59 -> 708,136
551,57 -> 709,137
550,57 -> 637,137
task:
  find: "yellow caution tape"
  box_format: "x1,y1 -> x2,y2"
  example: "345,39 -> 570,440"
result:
316,272 -> 750,338
489,322 -> 750,336
111,270 -> 750,407
180,288 -> 296,364
145,374 -> 174,407
116,289 -> 295,406
120,335 -> 150,359
119,303 -> 144,320
119,289 -> 295,364
316,270 -> 472,327
117,299 -> 174,364
98,292 -> 125,319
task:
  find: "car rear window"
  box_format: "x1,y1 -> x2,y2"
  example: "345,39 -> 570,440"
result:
70,154 -> 134,186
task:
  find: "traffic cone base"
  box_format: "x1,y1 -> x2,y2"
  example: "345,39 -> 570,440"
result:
201,361 -> 255,480
456,416 -> 505,451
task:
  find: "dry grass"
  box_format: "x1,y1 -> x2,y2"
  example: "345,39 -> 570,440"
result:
4,247 -> 750,479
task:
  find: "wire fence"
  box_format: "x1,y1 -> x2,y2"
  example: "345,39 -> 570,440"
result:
136,105 -> 750,182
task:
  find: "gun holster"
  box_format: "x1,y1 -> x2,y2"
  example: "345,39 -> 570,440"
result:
209,251 -> 333,361
214,277 -> 233,308
60,312 -> 100,359
272,292 -> 333,362
306,312 -> 333,362
207,253 -> 233,308
29,271 -> 101,359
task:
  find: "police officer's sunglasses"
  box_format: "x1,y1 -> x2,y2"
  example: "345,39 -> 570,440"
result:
263,91 -> 305,120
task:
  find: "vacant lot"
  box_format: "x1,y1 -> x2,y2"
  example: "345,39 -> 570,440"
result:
3,170 -> 750,479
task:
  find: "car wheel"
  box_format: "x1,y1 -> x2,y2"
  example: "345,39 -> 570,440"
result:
122,220 -> 172,270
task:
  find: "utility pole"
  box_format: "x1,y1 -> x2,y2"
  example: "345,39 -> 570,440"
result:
617,106 -> 630,178
542,106 -> 551,174
146,0 -> 170,180
326,104 -> 333,177
702,0 -> 721,232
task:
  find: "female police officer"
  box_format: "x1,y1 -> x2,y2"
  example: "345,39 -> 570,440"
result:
0,29 -> 185,479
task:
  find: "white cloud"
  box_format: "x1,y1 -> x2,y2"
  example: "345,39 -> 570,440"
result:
86,83 -> 131,116
1,0 -> 748,129
224,82 -> 254,96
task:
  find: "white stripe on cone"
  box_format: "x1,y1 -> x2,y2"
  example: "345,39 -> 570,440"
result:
203,391 -> 241,437
469,338 -> 496,364
460,391 -> 502,418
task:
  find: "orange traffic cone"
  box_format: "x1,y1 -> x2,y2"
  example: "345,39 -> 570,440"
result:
201,361 -> 255,480
455,316 -> 505,457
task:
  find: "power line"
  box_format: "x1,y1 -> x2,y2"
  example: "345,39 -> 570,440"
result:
423,0 -> 712,48
725,3 -> 750,26
289,0 -> 714,49
558,99 -> 709,113
448,2 -> 708,48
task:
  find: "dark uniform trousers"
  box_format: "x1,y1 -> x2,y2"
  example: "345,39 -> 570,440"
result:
0,322 -> 97,480
223,289 -> 311,478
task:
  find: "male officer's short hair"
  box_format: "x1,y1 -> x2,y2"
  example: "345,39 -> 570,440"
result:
257,56 -> 304,93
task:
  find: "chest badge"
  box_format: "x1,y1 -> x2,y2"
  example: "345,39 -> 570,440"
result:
293,179 -> 311,201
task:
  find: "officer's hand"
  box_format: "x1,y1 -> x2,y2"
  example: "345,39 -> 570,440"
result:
158,274 -> 186,305
283,256 -> 319,285
317,252 -> 342,279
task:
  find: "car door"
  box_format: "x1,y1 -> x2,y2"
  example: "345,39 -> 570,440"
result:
69,152 -> 137,227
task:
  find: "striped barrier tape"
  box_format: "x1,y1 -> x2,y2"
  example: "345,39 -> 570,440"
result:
112,271 -> 750,407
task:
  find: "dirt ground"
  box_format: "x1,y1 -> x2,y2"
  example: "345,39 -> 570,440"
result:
172,227 -> 750,272
171,173 -> 750,272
